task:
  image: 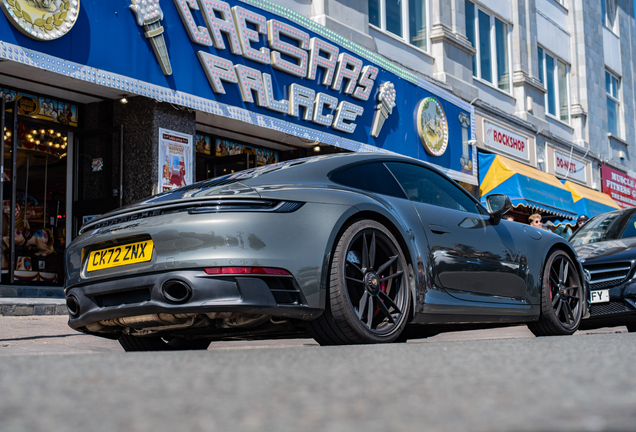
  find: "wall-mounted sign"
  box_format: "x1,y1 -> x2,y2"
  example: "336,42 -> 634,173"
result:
217,138 -> 278,166
601,164 -> 636,208
484,120 -> 529,161
1,0 -> 80,41
1,87 -> 78,127
158,129 -> 193,193
554,150 -> 586,183
16,96 -> 39,116
417,97 -> 448,157
91,158 -> 103,172
0,0 -> 477,184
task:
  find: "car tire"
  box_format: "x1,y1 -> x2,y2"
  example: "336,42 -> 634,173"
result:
306,220 -> 410,345
625,322 -> 636,333
528,250 -> 583,336
118,335 -> 211,352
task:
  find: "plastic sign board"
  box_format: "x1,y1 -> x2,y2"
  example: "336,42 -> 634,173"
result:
484,120 -> 529,162
554,150 -> 586,183
601,164 -> 636,208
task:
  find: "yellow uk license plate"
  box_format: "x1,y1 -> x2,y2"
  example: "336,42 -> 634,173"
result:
87,240 -> 154,272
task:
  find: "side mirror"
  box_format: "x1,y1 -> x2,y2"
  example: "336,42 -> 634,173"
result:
485,194 -> 512,224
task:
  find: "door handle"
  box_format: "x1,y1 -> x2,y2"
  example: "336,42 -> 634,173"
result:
428,224 -> 450,234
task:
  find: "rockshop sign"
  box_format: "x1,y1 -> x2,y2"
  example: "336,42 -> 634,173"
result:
484,120 -> 528,162
601,164 -> 636,208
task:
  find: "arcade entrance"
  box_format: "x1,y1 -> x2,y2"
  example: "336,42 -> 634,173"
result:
2,99 -> 69,285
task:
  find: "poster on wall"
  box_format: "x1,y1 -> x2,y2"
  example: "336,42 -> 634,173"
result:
158,128 -> 193,192
195,134 -> 212,155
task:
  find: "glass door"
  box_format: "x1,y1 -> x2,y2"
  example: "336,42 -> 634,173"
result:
2,101 -> 69,284
2,99 -> 16,283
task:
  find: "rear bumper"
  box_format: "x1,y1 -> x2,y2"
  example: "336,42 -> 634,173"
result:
66,270 -> 321,330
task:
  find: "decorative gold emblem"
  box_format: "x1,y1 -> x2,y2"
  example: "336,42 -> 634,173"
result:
1,0 -> 80,40
417,97 -> 448,157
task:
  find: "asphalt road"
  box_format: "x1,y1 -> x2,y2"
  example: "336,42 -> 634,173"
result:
0,317 -> 634,432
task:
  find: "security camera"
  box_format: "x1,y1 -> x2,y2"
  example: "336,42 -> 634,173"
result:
619,150 -> 626,160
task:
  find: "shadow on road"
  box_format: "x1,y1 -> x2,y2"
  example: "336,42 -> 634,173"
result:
0,334 -> 80,342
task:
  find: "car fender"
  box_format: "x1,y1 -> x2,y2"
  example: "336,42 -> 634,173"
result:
518,226 -> 588,311
317,192 -> 427,317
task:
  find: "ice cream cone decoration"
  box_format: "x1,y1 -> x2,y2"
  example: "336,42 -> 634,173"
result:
130,0 -> 172,75
371,82 -> 396,138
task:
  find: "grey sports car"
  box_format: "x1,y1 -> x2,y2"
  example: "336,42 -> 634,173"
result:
65,153 -> 588,351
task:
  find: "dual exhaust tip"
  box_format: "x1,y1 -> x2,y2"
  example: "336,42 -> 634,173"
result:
66,280 -> 192,317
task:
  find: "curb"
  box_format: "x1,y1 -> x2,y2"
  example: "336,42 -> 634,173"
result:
0,299 -> 68,316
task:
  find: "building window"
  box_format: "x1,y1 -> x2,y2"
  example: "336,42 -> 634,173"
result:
606,70 -> 620,136
538,47 -> 570,123
602,0 -> 616,30
465,1 -> 510,92
369,0 -> 428,51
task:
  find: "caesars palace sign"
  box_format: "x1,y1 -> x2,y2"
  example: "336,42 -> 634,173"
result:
141,0 -> 392,137
2,0 -> 458,159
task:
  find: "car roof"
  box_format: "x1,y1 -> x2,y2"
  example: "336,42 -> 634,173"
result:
234,152 -> 429,185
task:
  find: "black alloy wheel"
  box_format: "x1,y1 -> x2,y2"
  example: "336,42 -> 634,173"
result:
306,220 -> 410,345
528,250 -> 582,336
118,334 -> 211,352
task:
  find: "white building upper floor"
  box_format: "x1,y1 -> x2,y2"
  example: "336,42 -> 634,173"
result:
304,0 -> 636,183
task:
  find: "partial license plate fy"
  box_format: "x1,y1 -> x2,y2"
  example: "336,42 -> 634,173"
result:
87,240 -> 153,272
590,289 -> 610,304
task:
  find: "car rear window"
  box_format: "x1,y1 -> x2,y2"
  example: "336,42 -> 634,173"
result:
330,162 -> 407,199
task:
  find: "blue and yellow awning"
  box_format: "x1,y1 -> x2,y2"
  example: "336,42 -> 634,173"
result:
479,153 -> 578,218
563,181 -> 620,218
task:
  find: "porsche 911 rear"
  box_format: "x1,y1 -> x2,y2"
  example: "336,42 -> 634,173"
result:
64,196 -> 347,348
66,153 -> 588,350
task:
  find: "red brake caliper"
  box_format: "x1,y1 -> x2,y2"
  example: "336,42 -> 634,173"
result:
373,280 -> 387,317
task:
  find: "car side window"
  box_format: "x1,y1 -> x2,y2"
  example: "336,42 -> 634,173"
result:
385,162 -> 481,214
620,213 -> 636,239
330,162 -> 407,199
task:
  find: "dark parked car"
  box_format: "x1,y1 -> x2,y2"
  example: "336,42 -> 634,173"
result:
64,153 -> 588,351
570,207 -> 636,330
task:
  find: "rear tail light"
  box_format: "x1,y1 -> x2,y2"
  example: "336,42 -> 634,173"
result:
203,267 -> 291,276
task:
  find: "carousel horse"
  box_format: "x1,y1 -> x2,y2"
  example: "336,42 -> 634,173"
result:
2,205 -> 55,257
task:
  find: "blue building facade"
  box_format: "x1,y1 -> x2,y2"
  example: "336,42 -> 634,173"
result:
0,0 -> 476,289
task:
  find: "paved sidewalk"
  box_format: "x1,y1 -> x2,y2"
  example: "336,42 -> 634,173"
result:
0,298 -> 67,316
